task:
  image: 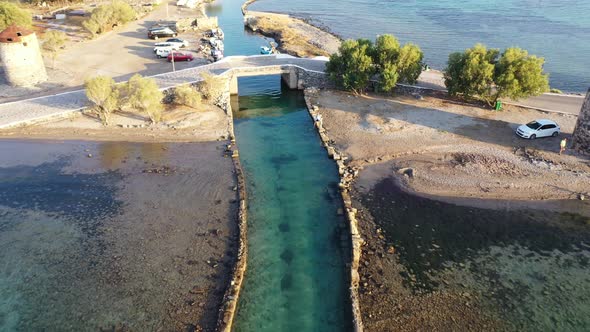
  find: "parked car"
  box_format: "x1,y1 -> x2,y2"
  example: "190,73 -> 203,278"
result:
166,38 -> 189,48
167,52 -> 194,62
154,43 -> 179,53
516,119 -> 560,139
148,27 -> 177,39
156,48 -> 172,58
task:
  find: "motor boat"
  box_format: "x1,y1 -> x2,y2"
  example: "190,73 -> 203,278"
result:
260,46 -> 272,55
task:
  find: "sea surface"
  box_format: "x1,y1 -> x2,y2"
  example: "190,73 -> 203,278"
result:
251,0 -> 590,92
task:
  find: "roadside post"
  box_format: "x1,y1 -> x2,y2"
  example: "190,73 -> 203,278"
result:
171,52 -> 175,72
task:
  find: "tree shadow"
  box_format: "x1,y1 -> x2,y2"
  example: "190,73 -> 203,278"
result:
347,93 -> 574,155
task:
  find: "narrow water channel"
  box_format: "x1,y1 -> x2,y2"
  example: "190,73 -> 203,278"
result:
206,0 -> 272,56
231,76 -> 351,331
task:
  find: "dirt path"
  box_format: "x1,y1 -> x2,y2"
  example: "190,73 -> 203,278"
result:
307,89 -> 590,204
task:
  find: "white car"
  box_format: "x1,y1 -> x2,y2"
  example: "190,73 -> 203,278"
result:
165,38 -> 189,48
153,43 -> 179,54
155,48 -> 172,58
516,119 -> 560,139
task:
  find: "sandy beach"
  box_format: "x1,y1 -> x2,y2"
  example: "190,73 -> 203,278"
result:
0,104 -> 231,143
307,89 -> 590,205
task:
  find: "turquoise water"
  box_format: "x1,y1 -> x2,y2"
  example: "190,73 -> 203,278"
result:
232,76 -> 351,331
251,0 -> 590,92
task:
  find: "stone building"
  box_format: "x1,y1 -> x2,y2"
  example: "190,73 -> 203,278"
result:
0,24 -> 47,87
572,89 -> 590,154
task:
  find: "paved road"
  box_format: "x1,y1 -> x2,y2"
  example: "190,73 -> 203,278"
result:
0,55 -> 326,128
505,94 -> 585,115
0,54 -> 585,128
415,70 -> 586,115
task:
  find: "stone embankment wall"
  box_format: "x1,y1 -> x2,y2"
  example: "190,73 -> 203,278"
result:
572,89 -> 590,154
305,88 -> 364,332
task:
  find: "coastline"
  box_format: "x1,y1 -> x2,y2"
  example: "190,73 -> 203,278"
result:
302,87 -> 590,330
241,0 -> 341,57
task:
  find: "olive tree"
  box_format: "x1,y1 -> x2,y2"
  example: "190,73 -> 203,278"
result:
125,74 -> 164,124
85,76 -> 120,126
326,39 -> 374,94
494,47 -> 549,101
42,30 -> 67,68
0,2 -> 31,31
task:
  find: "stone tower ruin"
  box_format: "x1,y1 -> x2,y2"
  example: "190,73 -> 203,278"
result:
0,25 -> 47,87
572,89 -> 590,154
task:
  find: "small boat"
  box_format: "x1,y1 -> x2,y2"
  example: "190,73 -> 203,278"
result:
260,46 -> 272,55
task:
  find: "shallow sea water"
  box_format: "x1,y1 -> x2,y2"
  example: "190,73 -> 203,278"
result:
362,178 -> 590,331
252,0 -> 590,92
0,141 -> 236,331
232,76 -> 351,331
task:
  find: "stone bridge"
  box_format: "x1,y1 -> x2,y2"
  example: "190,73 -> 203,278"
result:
0,55 -> 330,129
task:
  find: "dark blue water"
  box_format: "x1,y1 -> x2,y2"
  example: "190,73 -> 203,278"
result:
251,0 -> 590,92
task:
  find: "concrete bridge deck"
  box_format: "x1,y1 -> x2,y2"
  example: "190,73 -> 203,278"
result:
0,54 -> 584,129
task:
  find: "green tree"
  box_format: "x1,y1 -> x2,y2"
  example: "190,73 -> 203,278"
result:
83,1 -> 136,37
125,74 -> 163,124
396,43 -> 424,84
494,47 -> 549,101
85,76 -> 120,126
444,44 -> 549,104
174,84 -> 202,109
326,39 -> 374,94
0,2 -> 32,31
373,34 -> 400,69
42,30 -> 67,68
444,43 -> 498,102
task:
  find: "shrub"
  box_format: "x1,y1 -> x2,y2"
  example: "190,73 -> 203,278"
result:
174,84 -> 202,108
550,88 -> 563,94
85,76 -> 120,126
0,2 -> 32,31
83,1 -> 136,37
125,74 -> 163,124
199,72 -> 226,105
42,30 -> 67,68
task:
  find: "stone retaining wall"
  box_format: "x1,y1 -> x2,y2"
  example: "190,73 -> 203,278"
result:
214,89 -> 249,332
572,89 -> 590,154
304,87 -> 364,332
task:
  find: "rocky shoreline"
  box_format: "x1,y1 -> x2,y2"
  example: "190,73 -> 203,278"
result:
241,0 -> 341,57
